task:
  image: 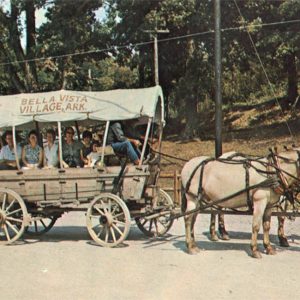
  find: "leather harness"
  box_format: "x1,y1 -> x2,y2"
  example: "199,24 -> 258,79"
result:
185,150 -> 300,212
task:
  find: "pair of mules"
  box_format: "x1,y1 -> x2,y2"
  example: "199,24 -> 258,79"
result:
181,150 -> 300,258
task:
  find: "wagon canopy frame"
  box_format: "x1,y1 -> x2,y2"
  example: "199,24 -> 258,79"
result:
0,85 -> 165,167
0,85 -> 164,126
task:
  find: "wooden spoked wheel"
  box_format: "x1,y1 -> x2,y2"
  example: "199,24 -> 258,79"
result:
135,189 -> 174,237
25,216 -> 58,236
86,193 -> 131,247
0,188 -> 28,245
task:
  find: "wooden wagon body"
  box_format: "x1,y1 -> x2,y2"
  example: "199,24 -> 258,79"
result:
0,86 -> 174,247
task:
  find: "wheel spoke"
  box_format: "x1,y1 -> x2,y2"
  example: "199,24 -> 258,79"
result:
5,220 -> 19,235
2,193 -> 7,210
5,199 -> 16,213
114,212 -> 124,219
34,221 -> 38,232
6,208 -> 22,217
6,216 -> 23,223
141,219 -> 148,226
105,227 -> 109,243
40,219 -> 47,229
96,226 -> 105,237
108,199 -> 112,213
148,219 -> 153,232
110,227 -> 116,243
157,218 -> 167,228
3,224 -> 11,241
113,220 -> 125,226
111,205 -> 118,215
112,223 -> 123,236
94,206 -> 105,216
154,219 -> 159,233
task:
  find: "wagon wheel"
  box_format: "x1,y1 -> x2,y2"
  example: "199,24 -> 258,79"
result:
86,193 -> 131,247
24,216 -> 58,236
135,189 -> 174,237
0,188 -> 28,245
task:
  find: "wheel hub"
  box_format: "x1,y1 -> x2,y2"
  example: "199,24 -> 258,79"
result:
99,215 -> 108,225
99,213 -> 113,227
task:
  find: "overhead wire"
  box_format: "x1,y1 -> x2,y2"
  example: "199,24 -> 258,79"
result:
233,0 -> 295,142
0,18 -> 299,67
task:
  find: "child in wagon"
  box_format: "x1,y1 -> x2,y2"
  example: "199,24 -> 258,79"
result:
86,141 -> 102,167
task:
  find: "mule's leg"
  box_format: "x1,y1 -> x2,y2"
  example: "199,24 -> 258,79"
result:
251,195 -> 268,259
190,204 -> 200,252
263,207 -> 276,255
184,193 -> 200,254
210,213 -> 219,241
218,212 -> 230,240
278,216 -> 289,247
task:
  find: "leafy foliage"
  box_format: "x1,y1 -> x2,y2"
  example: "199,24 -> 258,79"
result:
0,0 -> 299,137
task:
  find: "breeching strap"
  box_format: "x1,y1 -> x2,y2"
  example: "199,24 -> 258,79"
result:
175,177 -> 279,220
185,157 -> 214,196
243,162 -> 253,211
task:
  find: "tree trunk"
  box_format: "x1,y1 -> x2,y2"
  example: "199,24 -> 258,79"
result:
183,37 -> 198,138
281,51 -> 298,110
286,52 -> 298,106
138,50 -> 145,87
25,0 -> 38,89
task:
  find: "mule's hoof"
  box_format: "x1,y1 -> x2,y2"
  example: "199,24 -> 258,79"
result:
252,251 -> 262,259
279,237 -> 290,247
220,233 -> 230,241
187,247 -> 200,255
210,234 -> 219,242
266,247 -> 276,255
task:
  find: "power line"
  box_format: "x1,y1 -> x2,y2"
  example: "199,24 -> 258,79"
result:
0,18 -> 299,67
233,0 -> 295,141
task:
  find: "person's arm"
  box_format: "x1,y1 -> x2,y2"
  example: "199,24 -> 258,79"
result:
80,148 -> 89,165
38,148 -> 43,167
43,147 -> 47,166
0,148 -> 4,161
111,123 -> 127,142
127,137 -> 141,147
22,146 -> 29,167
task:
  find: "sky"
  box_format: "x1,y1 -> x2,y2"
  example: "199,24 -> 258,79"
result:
0,0 -> 106,48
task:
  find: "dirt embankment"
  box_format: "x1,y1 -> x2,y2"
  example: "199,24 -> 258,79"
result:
161,102 -> 300,173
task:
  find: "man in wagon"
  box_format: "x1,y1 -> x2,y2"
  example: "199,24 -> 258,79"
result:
106,121 -> 141,165
0,130 -> 22,170
62,126 -> 84,168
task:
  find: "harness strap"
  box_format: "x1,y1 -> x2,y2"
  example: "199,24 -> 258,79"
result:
185,157 -> 214,194
268,149 -> 288,195
197,159 -> 212,196
243,162 -> 253,211
172,177 -> 279,220
296,150 -> 300,179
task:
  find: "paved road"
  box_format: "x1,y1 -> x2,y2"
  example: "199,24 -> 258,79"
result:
1,212 -> 300,300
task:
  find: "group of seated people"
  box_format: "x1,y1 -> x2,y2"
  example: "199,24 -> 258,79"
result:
0,121 -> 147,170
0,127 -> 101,170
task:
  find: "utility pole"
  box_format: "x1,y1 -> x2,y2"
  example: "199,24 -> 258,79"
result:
144,29 -> 169,85
214,0 -> 222,158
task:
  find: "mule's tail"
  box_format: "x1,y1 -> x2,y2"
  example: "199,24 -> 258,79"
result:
181,184 -> 187,213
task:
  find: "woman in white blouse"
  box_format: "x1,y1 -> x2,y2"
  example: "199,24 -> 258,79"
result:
44,129 -> 59,168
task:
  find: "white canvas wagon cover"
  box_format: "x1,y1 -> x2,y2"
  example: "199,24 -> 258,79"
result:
0,86 -> 164,127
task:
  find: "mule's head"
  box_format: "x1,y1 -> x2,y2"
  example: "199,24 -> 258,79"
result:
275,148 -> 300,186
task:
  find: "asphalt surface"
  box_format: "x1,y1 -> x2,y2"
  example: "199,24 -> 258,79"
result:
1,212 -> 300,300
